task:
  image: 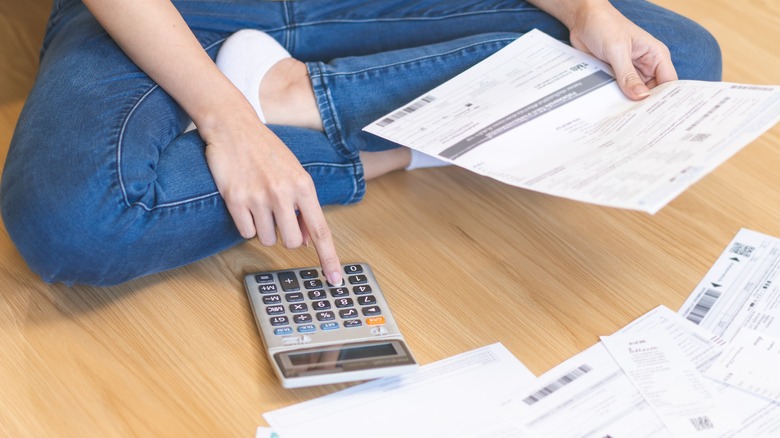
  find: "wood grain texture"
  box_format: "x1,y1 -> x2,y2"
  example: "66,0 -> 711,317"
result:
1,0 -> 778,435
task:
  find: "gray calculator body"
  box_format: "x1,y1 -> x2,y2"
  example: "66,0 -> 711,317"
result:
244,263 -> 418,388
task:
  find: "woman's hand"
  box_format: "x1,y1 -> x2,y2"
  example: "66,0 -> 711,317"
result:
532,0 -> 678,100
200,109 -> 343,286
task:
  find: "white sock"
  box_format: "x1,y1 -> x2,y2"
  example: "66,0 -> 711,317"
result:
215,29 -> 291,122
406,149 -> 451,170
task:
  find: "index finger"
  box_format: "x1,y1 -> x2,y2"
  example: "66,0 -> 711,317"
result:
297,196 -> 342,286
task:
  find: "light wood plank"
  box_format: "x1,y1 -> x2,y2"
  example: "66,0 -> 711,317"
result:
1,0 -> 779,435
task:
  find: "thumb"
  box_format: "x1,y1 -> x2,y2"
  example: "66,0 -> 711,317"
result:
610,54 -> 651,100
617,69 -> 651,101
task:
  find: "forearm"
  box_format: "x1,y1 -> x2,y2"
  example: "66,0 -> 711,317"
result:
526,0 -> 611,29
82,0 -> 251,130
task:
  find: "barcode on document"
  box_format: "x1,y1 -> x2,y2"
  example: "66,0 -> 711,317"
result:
522,364 -> 592,406
375,95 -> 436,127
690,415 -> 715,431
686,288 -> 721,325
730,241 -> 755,258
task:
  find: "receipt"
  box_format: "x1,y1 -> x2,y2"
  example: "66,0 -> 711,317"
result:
704,327 -> 780,403
601,328 -> 730,436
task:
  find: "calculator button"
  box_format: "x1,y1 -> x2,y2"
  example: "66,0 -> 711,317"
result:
293,314 -> 313,324
320,322 -> 339,331
353,285 -> 372,295
367,316 -> 386,325
343,320 -> 363,328
274,327 -> 293,336
297,324 -> 316,333
304,279 -> 324,289
277,271 -> 300,292
339,308 -> 359,319
362,306 -> 381,316
262,294 -> 281,305
299,269 -> 319,279
334,298 -> 354,308
330,287 -> 349,298
316,311 -> 336,321
289,303 -> 308,313
270,316 -> 289,326
265,305 -> 285,315
285,292 -> 304,302
344,264 -> 364,274
312,300 -> 331,310
255,273 -> 274,283
357,295 -> 377,306
348,274 -> 368,284
307,289 -> 326,300
258,284 -> 278,294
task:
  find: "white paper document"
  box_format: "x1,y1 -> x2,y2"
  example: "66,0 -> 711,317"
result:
364,29 -> 780,213
263,343 -> 535,438
600,321 -> 730,436
498,305 -> 730,437
677,228 -> 780,436
705,327 -> 780,403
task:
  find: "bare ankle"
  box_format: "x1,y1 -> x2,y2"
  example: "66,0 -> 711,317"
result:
260,59 -> 323,131
360,148 -> 412,180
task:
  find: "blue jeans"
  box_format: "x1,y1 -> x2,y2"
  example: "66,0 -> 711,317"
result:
0,0 -> 721,286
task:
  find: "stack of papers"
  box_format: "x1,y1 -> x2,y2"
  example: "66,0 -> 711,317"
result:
260,229 -> 780,437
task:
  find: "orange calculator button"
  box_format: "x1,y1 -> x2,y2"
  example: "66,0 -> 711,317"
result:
366,316 -> 386,325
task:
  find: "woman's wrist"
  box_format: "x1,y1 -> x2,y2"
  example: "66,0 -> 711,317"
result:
528,0 -> 611,30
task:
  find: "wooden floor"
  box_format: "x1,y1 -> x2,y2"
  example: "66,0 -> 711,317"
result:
1,0 -> 779,435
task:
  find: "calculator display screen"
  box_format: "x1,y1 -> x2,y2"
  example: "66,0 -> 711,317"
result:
288,342 -> 397,366
275,340 -> 415,378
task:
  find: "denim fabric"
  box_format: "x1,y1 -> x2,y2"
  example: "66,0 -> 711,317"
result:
0,0 -> 722,286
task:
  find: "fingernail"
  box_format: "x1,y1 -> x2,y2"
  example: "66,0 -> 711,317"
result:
327,272 -> 342,286
633,85 -> 650,98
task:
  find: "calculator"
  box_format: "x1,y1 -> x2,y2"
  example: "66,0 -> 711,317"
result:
243,263 -> 418,388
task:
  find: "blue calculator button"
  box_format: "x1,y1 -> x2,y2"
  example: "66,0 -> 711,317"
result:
297,324 -> 316,333
320,322 -> 339,331
274,327 -> 293,336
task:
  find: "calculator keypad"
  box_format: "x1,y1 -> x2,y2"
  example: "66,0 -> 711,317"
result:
255,264 -> 385,335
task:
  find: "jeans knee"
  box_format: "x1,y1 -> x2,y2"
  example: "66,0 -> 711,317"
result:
1,179 -> 138,286
672,21 -> 722,81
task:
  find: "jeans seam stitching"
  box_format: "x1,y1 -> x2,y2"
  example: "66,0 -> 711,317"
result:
318,37 -> 515,78
286,9 -> 536,28
117,37 -> 226,212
